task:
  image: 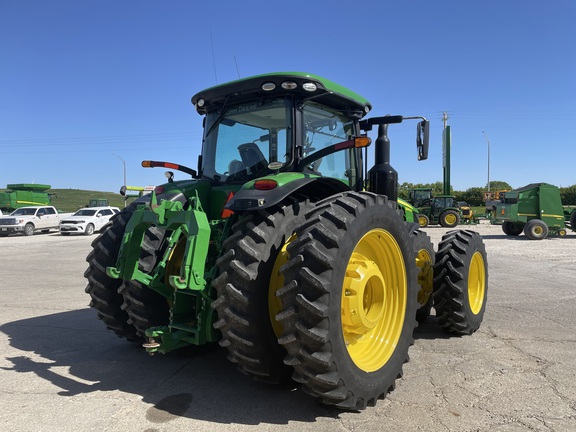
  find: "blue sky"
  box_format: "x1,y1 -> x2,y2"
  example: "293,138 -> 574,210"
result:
1,1 -> 574,193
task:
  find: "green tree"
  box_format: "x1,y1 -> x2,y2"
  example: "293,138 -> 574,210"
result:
560,185 -> 576,205
487,180 -> 513,191
455,188 -> 485,207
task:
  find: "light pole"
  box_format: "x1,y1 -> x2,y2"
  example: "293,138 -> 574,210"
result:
112,154 -> 127,207
482,131 -> 491,193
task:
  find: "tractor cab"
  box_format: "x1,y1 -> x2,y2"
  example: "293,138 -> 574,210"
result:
193,73 -> 372,195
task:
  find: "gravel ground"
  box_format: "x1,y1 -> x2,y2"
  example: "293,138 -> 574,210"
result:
1,221 -> 575,432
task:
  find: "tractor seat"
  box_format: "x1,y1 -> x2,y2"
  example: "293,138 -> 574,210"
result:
238,143 -> 268,175
228,159 -> 245,175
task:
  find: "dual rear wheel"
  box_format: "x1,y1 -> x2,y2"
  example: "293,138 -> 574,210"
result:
85,192 -> 489,411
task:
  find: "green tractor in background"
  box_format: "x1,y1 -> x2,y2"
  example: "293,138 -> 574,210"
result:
85,72 -> 488,410
408,188 -> 461,228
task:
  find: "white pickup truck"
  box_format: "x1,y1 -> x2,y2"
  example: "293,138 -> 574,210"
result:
0,206 -> 72,237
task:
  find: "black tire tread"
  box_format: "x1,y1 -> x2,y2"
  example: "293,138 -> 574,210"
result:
433,230 -> 488,335
412,229 -> 435,324
84,208 -> 140,341
118,226 -> 170,337
277,191 -> 418,410
212,196 -> 314,382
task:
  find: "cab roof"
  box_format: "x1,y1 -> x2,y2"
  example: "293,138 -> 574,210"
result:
191,72 -> 372,118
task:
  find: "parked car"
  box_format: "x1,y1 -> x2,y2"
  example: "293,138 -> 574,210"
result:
0,206 -> 73,236
59,207 -> 120,236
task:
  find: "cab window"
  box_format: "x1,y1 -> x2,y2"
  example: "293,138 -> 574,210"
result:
301,102 -> 358,187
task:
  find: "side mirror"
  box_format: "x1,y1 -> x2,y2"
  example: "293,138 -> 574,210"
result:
417,120 -> 429,161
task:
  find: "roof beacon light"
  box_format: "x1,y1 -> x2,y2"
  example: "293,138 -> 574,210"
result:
302,82 -> 317,92
281,81 -> 298,90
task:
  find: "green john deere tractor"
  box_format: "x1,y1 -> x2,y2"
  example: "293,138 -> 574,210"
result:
85,72 -> 488,410
408,188 -> 461,228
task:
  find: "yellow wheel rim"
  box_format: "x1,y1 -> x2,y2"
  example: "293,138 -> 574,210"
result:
416,248 -> 433,307
166,236 -> 186,279
418,216 -> 428,227
444,213 -> 457,225
468,251 -> 486,315
533,226 -> 543,235
341,228 -> 407,372
268,234 -> 296,338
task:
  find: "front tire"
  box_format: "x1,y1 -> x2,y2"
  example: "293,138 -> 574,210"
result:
23,223 -> 35,236
502,221 -> 523,236
277,192 -> 418,410
433,230 -> 488,335
85,223 -> 95,236
418,214 -> 429,228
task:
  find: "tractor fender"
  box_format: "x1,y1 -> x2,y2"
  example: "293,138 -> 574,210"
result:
226,177 -> 352,212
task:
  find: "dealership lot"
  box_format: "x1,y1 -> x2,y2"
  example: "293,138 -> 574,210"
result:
1,223 -> 575,432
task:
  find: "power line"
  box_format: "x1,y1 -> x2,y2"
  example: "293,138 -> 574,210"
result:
0,132 -> 202,148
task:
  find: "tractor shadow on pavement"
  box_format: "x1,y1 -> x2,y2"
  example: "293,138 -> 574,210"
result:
0,308 -> 345,425
413,314 -> 453,340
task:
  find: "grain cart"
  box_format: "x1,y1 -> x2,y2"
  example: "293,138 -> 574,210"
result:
494,182 -> 576,239
0,183 -> 53,213
85,72 -> 488,410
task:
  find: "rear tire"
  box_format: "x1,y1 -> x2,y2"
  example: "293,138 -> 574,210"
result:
439,210 -> 460,228
118,227 -> 170,338
570,211 -> 576,231
84,207 -> 140,341
433,230 -> 488,335
524,219 -> 548,240
412,230 -> 435,324
212,197 -> 314,383
277,192 -> 417,410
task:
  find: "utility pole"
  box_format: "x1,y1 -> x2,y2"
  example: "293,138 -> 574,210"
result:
442,112 -> 451,195
112,154 -> 127,207
482,131 -> 491,193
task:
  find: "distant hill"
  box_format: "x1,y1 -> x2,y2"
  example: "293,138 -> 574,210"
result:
47,189 -> 132,212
